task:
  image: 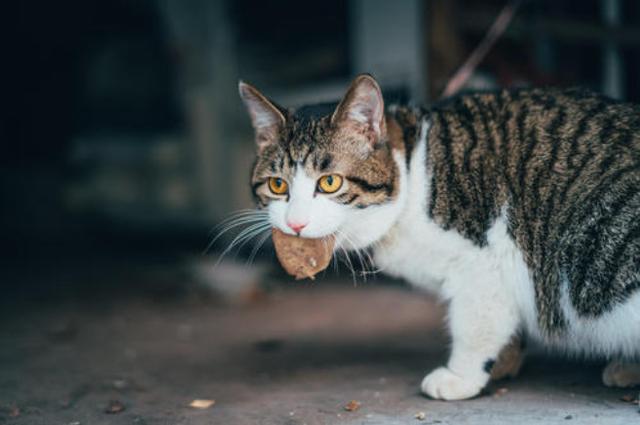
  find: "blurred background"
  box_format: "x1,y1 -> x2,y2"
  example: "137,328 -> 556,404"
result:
2,1 -> 640,423
4,0 -> 640,299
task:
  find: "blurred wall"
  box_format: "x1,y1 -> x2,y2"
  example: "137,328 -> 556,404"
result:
3,0 -> 640,265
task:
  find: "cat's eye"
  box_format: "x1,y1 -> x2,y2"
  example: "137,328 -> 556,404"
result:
317,174 -> 343,194
268,177 -> 288,195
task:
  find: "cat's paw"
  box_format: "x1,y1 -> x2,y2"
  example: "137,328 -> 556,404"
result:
421,367 -> 484,400
602,361 -> 640,388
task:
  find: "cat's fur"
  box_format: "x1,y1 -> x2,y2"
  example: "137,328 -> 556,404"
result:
239,74 -> 640,400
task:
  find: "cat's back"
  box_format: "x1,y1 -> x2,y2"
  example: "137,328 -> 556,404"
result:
425,87 -> 640,248
493,88 -> 640,349
427,87 -> 640,349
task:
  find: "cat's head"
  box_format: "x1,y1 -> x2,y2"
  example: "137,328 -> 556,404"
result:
239,74 -> 405,250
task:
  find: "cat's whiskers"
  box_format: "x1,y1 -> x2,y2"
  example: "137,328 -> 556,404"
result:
333,230 -> 358,284
336,231 -> 362,283
213,221 -> 272,269
204,210 -> 269,254
245,228 -> 272,267
335,229 -> 381,281
328,236 -> 340,274
363,239 -> 385,274
357,243 -> 378,277
337,231 -> 369,281
209,209 -> 266,229
206,209 -> 268,239
206,209 -> 271,269
319,236 -> 338,277
334,229 -> 379,284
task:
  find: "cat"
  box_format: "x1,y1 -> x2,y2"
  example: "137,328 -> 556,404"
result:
238,74 -> 640,400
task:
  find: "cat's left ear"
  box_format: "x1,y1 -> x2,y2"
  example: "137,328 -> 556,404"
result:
239,81 -> 286,149
331,74 -> 386,145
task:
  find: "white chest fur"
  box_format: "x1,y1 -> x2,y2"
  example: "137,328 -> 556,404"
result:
374,129 -> 488,295
372,124 -> 537,329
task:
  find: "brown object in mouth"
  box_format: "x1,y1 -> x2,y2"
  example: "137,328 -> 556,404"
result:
272,228 -> 334,280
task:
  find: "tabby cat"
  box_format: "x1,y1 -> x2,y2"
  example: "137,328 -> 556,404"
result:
238,74 -> 640,400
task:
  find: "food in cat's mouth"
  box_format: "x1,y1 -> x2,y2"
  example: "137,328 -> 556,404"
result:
271,228 -> 334,280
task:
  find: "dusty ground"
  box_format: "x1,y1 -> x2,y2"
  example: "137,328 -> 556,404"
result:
1,258 -> 639,425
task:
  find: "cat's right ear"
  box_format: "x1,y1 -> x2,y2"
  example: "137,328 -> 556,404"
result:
238,81 -> 286,149
331,74 -> 386,146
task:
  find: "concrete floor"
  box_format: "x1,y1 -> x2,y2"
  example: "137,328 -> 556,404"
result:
1,263 -> 639,425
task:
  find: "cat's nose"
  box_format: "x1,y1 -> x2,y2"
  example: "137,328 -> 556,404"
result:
287,221 -> 308,234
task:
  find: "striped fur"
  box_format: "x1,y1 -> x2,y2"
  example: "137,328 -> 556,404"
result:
426,88 -> 640,335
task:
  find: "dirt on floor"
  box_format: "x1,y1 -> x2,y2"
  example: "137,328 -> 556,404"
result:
0,260 -> 639,425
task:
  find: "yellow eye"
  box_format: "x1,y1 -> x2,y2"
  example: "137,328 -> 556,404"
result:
268,177 -> 288,195
317,174 -> 343,193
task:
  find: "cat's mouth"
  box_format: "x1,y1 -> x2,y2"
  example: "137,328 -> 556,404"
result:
272,222 -> 340,241
271,227 -> 335,280
274,225 -> 338,245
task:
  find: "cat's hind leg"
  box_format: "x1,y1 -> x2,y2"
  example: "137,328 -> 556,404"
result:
490,336 -> 525,381
602,361 -> 640,388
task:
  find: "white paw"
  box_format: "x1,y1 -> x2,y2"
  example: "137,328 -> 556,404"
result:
421,367 -> 484,400
602,361 -> 640,388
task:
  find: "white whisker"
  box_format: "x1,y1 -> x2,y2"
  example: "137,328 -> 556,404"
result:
204,211 -> 269,254
246,229 -> 272,267
207,209 -> 268,235
334,230 -> 358,285
335,229 -> 382,283
213,222 -> 272,269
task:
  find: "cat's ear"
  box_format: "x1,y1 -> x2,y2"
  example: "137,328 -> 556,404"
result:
331,74 -> 386,144
239,81 -> 286,149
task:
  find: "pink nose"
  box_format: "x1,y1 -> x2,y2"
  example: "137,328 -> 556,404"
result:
287,222 -> 307,234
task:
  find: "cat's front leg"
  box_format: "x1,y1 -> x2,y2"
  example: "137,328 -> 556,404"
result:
421,272 -> 520,400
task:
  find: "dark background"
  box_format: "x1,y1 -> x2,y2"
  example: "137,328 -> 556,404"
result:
2,1 -> 640,423
3,0 -> 640,290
